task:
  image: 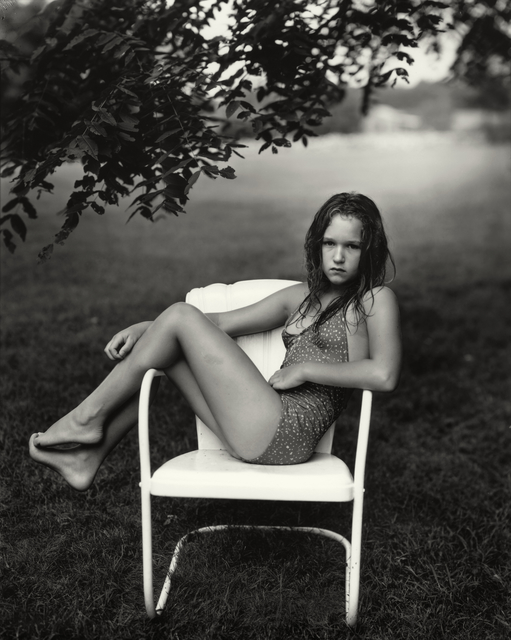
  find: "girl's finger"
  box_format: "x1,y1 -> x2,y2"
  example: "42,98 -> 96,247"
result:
105,348 -> 118,361
104,336 -> 123,360
268,372 -> 280,387
118,337 -> 134,357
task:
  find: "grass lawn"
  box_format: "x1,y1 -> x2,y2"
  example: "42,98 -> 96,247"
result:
1,133 -> 510,639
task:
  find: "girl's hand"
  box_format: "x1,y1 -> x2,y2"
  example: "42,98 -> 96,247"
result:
268,364 -> 306,390
104,322 -> 151,361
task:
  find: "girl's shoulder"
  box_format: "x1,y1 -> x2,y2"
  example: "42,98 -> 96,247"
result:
361,285 -> 399,317
362,284 -> 398,302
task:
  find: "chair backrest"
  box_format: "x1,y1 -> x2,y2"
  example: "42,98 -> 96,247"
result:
185,279 -> 336,453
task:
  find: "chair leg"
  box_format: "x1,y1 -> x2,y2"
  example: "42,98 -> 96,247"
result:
346,548 -> 360,628
346,493 -> 364,627
152,525 -> 354,624
141,487 -> 156,618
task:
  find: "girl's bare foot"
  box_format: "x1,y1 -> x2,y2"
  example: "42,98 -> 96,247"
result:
28,434 -> 100,491
33,410 -> 103,448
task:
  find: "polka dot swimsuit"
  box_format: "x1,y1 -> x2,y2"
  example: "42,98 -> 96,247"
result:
244,308 -> 352,465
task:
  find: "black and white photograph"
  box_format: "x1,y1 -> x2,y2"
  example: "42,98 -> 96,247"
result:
1,1 -> 510,638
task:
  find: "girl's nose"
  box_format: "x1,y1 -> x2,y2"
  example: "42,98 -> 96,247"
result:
334,248 -> 345,263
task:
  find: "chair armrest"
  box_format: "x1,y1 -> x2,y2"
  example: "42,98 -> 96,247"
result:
138,369 -> 165,486
352,390 -> 373,498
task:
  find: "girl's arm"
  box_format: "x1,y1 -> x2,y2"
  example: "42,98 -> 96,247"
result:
269,287 -> 401,392
206,283 -> 306,338
103,283 -> 305,361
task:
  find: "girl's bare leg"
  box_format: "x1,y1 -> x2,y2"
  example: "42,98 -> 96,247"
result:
28,349 -> 243,490
33,303 -> 282,460
28,357 -> 241,491
163,358 -> 241,458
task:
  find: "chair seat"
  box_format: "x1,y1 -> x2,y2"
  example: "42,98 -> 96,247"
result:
149,450 -> 355,502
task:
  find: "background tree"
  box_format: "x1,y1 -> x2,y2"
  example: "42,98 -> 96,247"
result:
0,0 -> 509,260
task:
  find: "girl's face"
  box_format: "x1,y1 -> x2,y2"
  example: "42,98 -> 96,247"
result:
321,214 -> 363,289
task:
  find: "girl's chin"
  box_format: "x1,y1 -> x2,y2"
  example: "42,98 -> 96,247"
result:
325,274 -> 356,289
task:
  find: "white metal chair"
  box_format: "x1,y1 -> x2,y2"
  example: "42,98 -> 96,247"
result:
138,279 -> 373,627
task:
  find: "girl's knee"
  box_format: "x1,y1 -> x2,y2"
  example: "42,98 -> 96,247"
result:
161,301 -> 202,325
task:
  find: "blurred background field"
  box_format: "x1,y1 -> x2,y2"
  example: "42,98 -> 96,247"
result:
1,132 -> 510,639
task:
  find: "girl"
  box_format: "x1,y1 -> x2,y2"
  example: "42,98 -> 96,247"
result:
29,192 -> 401,490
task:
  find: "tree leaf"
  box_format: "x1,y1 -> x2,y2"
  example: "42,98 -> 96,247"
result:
162,174 -> 187,198
2,198 -> 20,213
239,100 -> 256,113
394,51 -> 415,65
273,138 -> 291,147
10,214 -> 27,241
54,212 -> 80,246
23,168 -> 37,183
96,32 -> 118,47
184,171 -> 201,195
20,197 -> 37,219
0,165 -> 17,178
124,50 -> 136,66
76,135 -> 99,159
103,36 -> 124,53
98,109 -> 117,126
156,127 -> 182,143
2,229 -> 16,254
37,243 -> 54,263
219,166 -> 236,179
117,120 -> 138,132
63,29 -> 99,51
127,205 -> 153,223
161,199 -> 185,215
117,85 -> 139,98
226,101 -> 241,118
113,43 -> 131,59
90,202 -> 105,215
118,132 -> 136,141
89,122 -> 108,136
30,44 -> 46,64
160,159 -> 194,181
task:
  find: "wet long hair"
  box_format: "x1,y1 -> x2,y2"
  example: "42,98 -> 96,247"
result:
298,192 -> 395,329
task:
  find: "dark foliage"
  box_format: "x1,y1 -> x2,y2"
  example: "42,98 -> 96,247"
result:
450,0 -> 511,109
0,0 -> 509,258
